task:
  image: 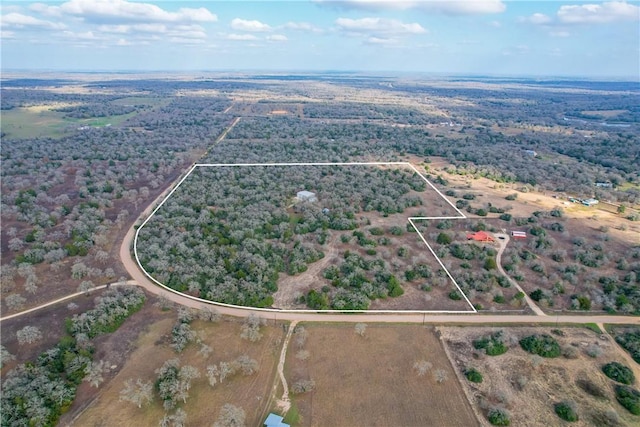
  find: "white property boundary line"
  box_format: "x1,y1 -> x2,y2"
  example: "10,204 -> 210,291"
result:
133,162 -> 477,314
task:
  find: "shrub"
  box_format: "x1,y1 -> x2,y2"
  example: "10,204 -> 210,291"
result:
519,334 -> 561,358
614,329 -> 640,364
448,290 -> 461,300
484,258 -> 497,270
464,368 -> 483,383
529,289 -> 545,302
554,401 -> 579,422
436,232 -> 452,245
602,362 -> 635,385
615,385 -> 640,415
487,408 -> 510,426
474,331 -> 508,356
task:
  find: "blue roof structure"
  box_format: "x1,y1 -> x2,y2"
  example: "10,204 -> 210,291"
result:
264,413 -> 290,427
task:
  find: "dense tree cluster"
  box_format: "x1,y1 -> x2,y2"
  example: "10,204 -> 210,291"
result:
137,165 -> 429,307
1,89 -> 231,311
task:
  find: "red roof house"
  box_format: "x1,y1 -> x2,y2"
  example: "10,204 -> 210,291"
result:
466,231 -> 495,243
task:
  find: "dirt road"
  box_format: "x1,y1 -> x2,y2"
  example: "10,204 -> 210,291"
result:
494,232 -> 546,316
118,143 -> 639,326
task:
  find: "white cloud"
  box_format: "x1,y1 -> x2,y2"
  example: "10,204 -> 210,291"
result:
489,20 -> 501,27
335,17 -> 427,35
267,34 -> 287,42
94,22 -> 206,39
34,0 -> 217,24
521,13 -> 552,25
230,18 -> 271,32
557,1 -> 639,24
97,24 -> 128,33
226,33 -> 259,41
1,12 -> 66,30
1,30 -> 16,38
282,21 -> 323,33
550,30 -> 570,37
365,36 -> 396,45
62,30 -> 98,39
315,0 -> 506,15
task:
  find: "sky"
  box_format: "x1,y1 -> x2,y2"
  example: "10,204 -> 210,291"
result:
1,0 -> 639,78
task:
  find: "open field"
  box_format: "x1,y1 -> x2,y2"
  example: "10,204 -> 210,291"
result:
74,307 -> 282,427
441,326 -> 640,426
285,323 -> 479,427
0,107 -> 139,139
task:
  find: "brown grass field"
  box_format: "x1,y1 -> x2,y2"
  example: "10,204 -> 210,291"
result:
441,326 -> 640,427
73,310 -> 283,427
285,323 -> 479,427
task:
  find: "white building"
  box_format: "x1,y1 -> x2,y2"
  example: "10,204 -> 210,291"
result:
296,190 -> 317,203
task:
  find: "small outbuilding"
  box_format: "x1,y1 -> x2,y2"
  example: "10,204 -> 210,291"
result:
264,413 -> 290,427
466,231 -> 495,243
582,198 -> 599,207
511,231 -> 527,239
296,190 -> 317,203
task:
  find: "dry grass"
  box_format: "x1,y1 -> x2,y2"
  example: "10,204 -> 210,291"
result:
285,323 -> 479,427
441,326 -> 640,427
74,312 -> 283,427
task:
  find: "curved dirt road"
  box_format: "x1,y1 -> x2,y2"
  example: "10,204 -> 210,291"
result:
494,233 -> 546,316
121,212 -> 639,325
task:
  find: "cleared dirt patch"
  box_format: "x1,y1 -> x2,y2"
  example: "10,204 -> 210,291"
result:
285,323 -> 479,427
441,326 -> 640,426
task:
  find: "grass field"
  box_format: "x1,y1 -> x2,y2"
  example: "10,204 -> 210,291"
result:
1,107 -> 138,139
0,97 -> 168,139
285,323 -> 479,427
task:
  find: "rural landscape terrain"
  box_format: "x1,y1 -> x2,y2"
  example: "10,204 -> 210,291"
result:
1,72 -> 639,427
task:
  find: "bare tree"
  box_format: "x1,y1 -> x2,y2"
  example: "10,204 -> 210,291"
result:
236,355 -> 259,375
198,343 -> 213,359
160,408 -> 187,427
240,314 -> 264,342
5,294 -> 26,311
199,305 -> 220,322
294,325 -> 308,348
0,345 -> 15,368
24,274 -> 38,294
16,325 -> 42,345
434,369 -> 448,384
84,360 -> 108,388
206,365 -> 219,388
354,323 -> 367,337
291,379 -> 316,394
413,360 -> 433,377
218,361 -> 237,383
8,238 -> 24,252
119,378 -> 154,408
213,404 -> 246,427
78,280 -> 94,294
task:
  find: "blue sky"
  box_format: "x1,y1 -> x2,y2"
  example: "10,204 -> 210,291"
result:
1,1 -> 638,78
